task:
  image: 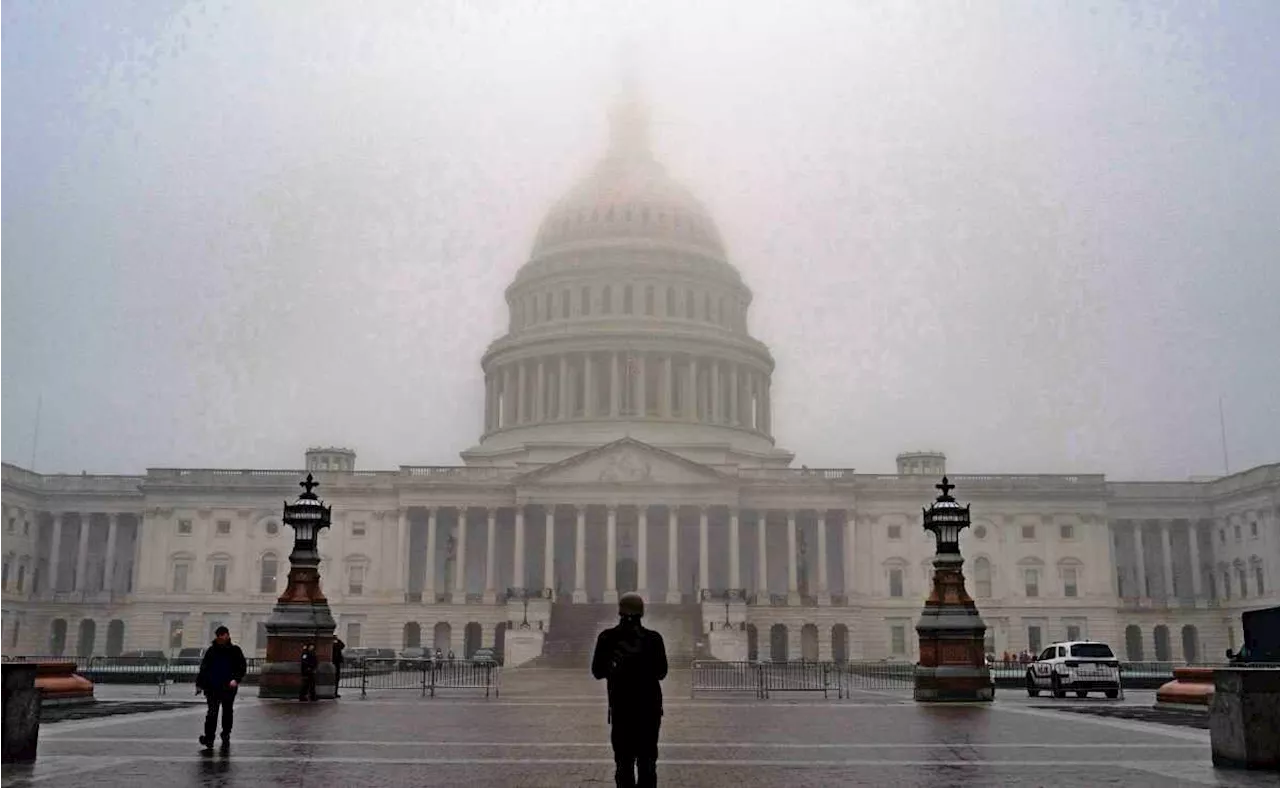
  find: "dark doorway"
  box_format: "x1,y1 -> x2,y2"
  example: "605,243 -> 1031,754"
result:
617,558 -> 638,594
769,624 -> 788,662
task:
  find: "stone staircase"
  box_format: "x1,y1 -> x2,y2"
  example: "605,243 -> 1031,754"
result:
531,600 -> 704,669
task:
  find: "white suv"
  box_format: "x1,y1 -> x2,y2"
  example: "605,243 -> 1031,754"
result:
1025,640 -> 1121,699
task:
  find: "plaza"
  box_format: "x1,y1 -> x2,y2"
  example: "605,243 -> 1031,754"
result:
6,670 -> 1273,788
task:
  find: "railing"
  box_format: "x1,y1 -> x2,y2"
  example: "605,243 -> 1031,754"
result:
692,661 -> 839,699
690,661 -> 763,698
341,658 -> 501,698
4,656 -> 267,693
399,466 -> 516,480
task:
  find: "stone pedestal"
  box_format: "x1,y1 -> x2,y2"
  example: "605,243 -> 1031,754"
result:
708,629 -> 748,662
34,662 -> 95,705
504,630 -> 545,667
1156,667 -> 1215,712
1210,667 -> 1280,771
915,559 -> 992,700
2,664 -> 40,763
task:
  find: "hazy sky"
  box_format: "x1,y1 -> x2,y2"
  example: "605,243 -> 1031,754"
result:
3,1 -> 1278,480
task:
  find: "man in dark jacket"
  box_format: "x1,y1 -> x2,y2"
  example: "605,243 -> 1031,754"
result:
332,638 -> 345,698
195,626 -> 247,751
299,643 -> 318,701
592,593 -> 668,788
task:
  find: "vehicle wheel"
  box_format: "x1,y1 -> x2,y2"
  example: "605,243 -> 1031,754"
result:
1025,673 -> 1039,697
1076,691 -> 1088,698
1051,675 -> 1066,698
1104,688 -> 1119,699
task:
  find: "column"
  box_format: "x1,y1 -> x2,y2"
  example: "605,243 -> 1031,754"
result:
1188,521 -> 1203,599
75,514 -> 92,592
636,352 -> 647,416
787,510 -> 799,604
503,366 -> 515,426
729,364 -> 740,425
484,508 -> 497,603
817,509 -> 830,604
397,509 -> 411,597
1133,522 -> 1147,598
687,358 -> 698,422
661,356 -> 673,418
517,363 -> 528,423
451,508 -> 467,603
1160,520 -> 1175,598
544,507 -> 555,596
574,506 -> 587,603
844,510 -> 855,599
584,354 -> 596,418
728,508 -> 741,589
605,506 -> 618,603
424,508 -> 438,600
757,511 -> 768,598
559,356 -> 570,419
104,514 -> 119,593
513,505 -> 526,589
710,362 -> 721,423
698,506 -> 709,595
536,360 -> 546,421
637,505 -> 649,598
610,353 -> 621,417
666,507 -> 681,603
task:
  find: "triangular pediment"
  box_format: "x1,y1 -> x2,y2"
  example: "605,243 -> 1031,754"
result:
516,438 -> 725,486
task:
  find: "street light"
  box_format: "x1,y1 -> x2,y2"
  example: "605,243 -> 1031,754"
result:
921,476 -> 970,554
283,474 -> 332,551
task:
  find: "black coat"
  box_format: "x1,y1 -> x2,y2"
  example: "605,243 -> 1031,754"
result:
332,640 -> 345,666
591,621 -> 668,718
196,641 -> 247,692
300,650 -> 318,676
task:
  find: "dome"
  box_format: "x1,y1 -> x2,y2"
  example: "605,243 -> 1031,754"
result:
528,87 -> 727,263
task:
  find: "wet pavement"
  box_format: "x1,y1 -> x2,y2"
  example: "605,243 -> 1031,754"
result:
7,670 -> 1272,787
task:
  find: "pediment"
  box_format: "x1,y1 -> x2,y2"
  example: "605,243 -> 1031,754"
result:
517,439 -> 724,486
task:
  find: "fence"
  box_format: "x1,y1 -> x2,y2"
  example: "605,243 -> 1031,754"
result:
341,658 -> 501,699
2,655 -> 266,693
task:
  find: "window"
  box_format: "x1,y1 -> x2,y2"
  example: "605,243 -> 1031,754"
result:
16,565 -> 26,592
348,564 -> 365,596
666,287 -> 675,316
1238,568 -> 1248,598
602,286 -> 612,315
1222,571 -> 1231,599
582,286 -> 591,316
177,519 -> 193,535
1021,525 -> 1036,540
544,292 -> 552,321
890,625 -> 906,655
1027,626 -> 1043,653
561,290 -> 570,319
1250,521 -> 1258,538
974,558 -> 992,598
887,524 -> 901,540
1059,524 -> 1075,540
6,517 -> 13,532
212,563 -> 228,593
973,525 -> 987,539
168,619 -> 184,650
1024,568 -> 1040,597
256,621 -> 268,651
1071,642 -> 1112,658
1256,565 -> 1266,596
1220,529 -> 1226,544
352,522 -> 367,538
1234,524 -> 1241,541
346,622 -> 362,648
172,563 -> 189,592
1066,624 -> 1081,642
685,289 -> 694,319
260,555 -> 279,594
265,520 -> 279,536
1063,567 -> 1078,598
23,520 -> 29,535
216,520 -> 231,535
645,286 -> 654,316
888,569 -> 904,598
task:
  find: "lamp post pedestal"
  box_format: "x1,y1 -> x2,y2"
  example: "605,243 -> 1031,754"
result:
914,477 -> 992,703
259,476 -> 338,700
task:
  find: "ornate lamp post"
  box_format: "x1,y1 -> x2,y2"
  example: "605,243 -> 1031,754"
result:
259,475 -> 338,699
914,477 -> 993,702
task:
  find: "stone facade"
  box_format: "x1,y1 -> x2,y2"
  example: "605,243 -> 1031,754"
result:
3,87 -> 1278,665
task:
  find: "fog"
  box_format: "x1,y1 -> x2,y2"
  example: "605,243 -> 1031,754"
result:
3,1 -> 1278,480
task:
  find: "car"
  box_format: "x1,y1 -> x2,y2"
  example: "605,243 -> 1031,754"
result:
398,647 -> 432,669
1026,641 -> 1121,699
174,647 -> 204,666
471,647 -> 498,666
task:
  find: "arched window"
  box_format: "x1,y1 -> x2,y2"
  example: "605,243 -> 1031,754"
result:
106,619 -> 125,657
666,287 -> 675,316
544,292 -> 553,321
1153,625 -> 1171,661
561,289 -> 570,319
831,624 -> 849,663
1236,560 -> 1248,599
1124,624 -> 1144,661
623,284 -> 633,314
581,286 -> 591,316
170,552 -> 194,593
49,618 -> 68,656
602,286 -> 612,315
703,293 -> 711,321
645,285 -> 654,316
1181,625 -> 1199,663
769,624 -> 788,662
973,557 -> 992,598
800,624 -> 819,661
1252,558 -> 1265,596
208,553 -> 232,594
77,619 -> 96,657
685,289 -> 695,319
260,552 -> 279,594
403,622 -> 421,649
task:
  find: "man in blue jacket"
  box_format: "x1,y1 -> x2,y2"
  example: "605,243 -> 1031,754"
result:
195,626 -> 247,751
592,593 -> 668,788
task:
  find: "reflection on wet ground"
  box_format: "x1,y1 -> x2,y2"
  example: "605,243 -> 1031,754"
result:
5,670 -> 1271,787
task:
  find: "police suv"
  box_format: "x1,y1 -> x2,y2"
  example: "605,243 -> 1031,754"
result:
1025,640 -> 1121,698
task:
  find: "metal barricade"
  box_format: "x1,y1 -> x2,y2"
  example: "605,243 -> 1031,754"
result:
431,660 -> 501,698
345,659 -> 500,699
690,661 -> 764,699
759,661 -> 832,699
834,661 -> 916,695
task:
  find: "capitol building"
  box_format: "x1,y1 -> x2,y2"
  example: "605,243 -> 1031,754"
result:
3,88 -> 1277,667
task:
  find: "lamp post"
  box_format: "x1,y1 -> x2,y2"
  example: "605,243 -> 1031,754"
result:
259,474 -> 339,699
913,476 -> 993,702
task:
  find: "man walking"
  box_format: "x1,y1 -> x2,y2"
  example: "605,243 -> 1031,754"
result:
591,592 -> 668,788
331,637 -> 345,698
299,643 -> 318,702
195,626 -> 247,752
